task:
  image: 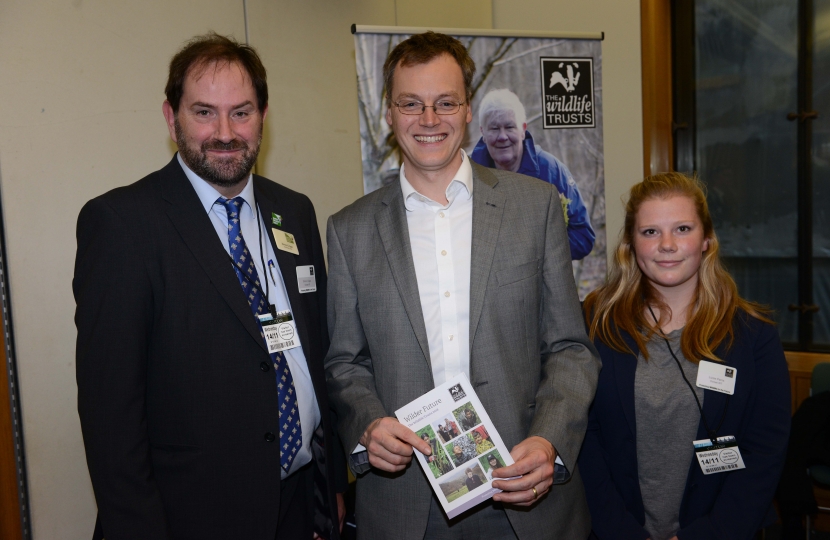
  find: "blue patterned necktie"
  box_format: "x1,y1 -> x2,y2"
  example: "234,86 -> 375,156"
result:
217,197 -> 302,474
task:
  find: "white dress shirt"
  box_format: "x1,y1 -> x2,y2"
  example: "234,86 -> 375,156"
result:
178,154 -> 320,479
400,151 -> 473,386
400,154 -> 566,471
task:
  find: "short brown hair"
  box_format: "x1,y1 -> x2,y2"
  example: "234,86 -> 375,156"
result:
383,32 -> 475,104
165,32 -> 268,113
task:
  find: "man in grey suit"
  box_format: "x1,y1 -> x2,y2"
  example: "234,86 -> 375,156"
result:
325,32 -> 600,539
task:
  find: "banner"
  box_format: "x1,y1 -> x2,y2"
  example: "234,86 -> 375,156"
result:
353,27 -> 606,298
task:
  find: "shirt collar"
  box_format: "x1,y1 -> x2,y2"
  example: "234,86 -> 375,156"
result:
399,150 -> 473,211
177,153 -> 255,214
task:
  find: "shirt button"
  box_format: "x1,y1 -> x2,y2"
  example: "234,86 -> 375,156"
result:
441,250 -> 447,256
264,432 -> 276,442
449,335 -> 454,341
260,362 -> 270,372
439,212 -> 445,218
444,291 -> 450,297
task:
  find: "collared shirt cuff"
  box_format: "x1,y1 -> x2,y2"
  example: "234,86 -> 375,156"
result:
349,446 -> 371,476
553,457 -> 570,484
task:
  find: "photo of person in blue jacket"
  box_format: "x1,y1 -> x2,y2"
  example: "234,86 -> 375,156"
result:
470,88 -> 596,260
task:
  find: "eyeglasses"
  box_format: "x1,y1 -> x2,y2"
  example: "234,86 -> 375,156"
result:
392,99 -> 466,116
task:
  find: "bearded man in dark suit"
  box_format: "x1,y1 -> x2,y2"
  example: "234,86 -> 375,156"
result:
74,33 -> 345,540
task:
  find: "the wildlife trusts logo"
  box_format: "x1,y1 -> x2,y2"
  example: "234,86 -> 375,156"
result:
448,384 -> 466,402
540,57 -> 595,129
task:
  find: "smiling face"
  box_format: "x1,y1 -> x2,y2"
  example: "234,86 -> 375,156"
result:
473,432 -> 483,442
385,54 -> 472,188
633,195 -> 710,300
453,445 -> 462,456
163,61 -> 266,197
480,109 -> 526,172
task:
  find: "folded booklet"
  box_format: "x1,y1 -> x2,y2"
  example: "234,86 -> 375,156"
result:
395,374 -> 515,519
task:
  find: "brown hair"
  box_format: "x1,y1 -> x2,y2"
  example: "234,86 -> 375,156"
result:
165,32 -> 268,113
583,172 -> 771,362
382,31 -> 475,104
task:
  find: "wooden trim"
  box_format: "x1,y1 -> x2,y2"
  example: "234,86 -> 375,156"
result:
785,350 -> 830,371
641,0 -> 674,175
0,325 -> 22,540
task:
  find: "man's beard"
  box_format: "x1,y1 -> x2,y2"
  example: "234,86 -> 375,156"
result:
175,119 -> 262,189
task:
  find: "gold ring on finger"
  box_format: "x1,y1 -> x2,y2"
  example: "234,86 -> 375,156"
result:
531,487 -> 538,499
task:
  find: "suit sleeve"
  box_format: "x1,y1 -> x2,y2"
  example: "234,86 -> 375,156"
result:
528,185 -> 601,470
73,198 -> 170,539
579,402 -> 651,539
306,202 -> 348,494
678,320 -> 791,539
324,215 -> 388,470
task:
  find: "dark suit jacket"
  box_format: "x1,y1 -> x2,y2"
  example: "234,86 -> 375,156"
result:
578,312 -> 791,539
74,156 -> 345,540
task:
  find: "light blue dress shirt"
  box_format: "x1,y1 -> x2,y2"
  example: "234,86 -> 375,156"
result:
178,154 -> 321,479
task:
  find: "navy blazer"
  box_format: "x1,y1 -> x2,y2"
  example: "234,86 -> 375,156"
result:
578,312 -> 791,539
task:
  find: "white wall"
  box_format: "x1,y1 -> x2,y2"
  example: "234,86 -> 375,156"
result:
0,2 -> 246,537
0,0 -> 641,537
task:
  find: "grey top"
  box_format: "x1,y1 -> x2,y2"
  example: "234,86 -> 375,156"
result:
635,328 -> 704,540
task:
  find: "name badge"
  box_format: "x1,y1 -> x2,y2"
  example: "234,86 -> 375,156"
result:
257,311 -> 300,353
696,360 -> 737,395
297,265 -> 317,293
273,229 -> 299,255
693,436 -> 746,475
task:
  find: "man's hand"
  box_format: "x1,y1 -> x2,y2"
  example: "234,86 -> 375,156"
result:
312,493 -> 347,539
336,493 -> 346,532
359,417 -> 432,472
491,436 -> 556,506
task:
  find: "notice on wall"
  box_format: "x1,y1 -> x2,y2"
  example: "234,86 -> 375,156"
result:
353,28 -> 606,298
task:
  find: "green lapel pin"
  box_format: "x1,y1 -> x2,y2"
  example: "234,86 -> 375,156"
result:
271,212 -> 282,227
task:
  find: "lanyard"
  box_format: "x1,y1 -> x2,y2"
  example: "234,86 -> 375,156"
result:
252,193 -> 272,306
226,194 -> 276,318
646,305 -> 729,441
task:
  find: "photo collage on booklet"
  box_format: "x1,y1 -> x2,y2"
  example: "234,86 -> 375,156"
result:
433,402 -> 496,499
396,374 -> 516,518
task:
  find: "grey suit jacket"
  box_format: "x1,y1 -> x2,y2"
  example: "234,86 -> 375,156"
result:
325,162 -> 600,539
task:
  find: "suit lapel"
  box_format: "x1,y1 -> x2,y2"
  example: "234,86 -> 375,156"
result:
468,163 -> 506,345
697,342 -> 731,439
160,158 -> 267,352
616,332 -> 640,438
375,185 -> 432,368
254,180 -> 312,361
615,351 -> 639,439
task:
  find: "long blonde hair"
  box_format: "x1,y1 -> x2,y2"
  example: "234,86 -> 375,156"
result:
583,172 -> 771,361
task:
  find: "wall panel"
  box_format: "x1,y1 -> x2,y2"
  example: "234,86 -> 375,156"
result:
0,2 -> 244,536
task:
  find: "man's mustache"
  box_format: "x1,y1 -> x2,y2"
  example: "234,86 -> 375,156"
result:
202,139 -> 248,152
